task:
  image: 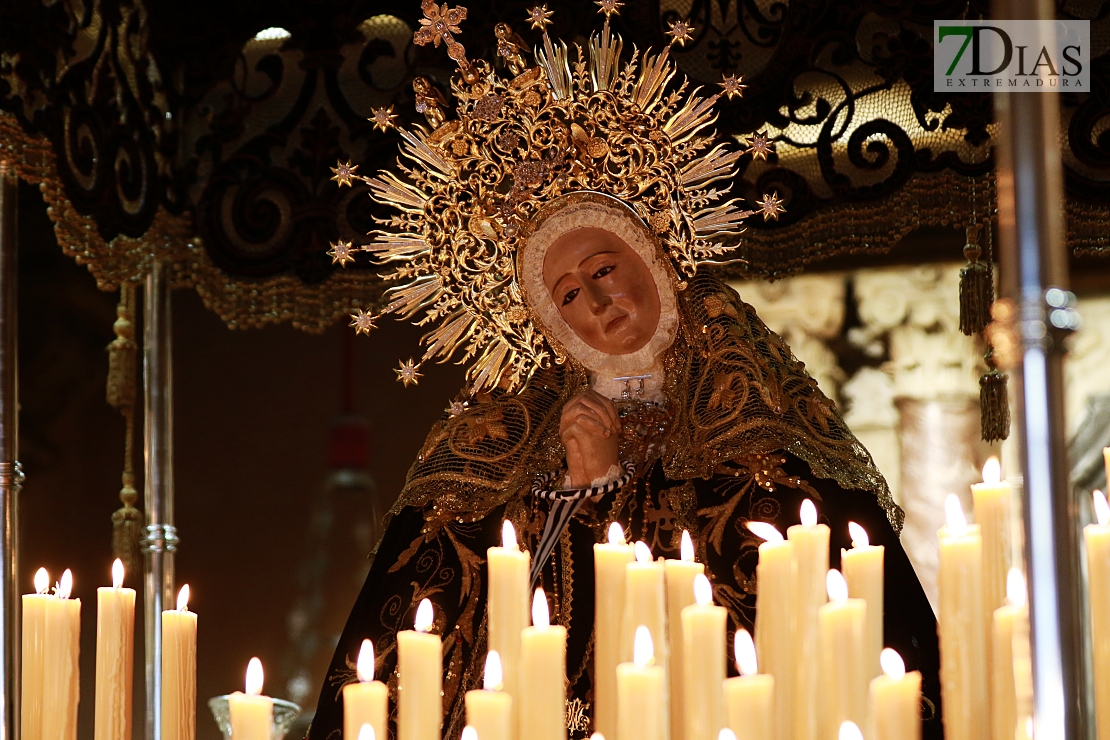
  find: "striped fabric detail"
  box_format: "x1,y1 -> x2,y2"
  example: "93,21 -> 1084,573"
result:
529,460 -> 635,587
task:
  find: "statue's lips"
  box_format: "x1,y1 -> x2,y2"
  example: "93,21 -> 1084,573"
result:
604,314 -> 629,333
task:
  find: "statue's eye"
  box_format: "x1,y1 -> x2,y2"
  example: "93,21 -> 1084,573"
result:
593,265 -> 614,279
562,287 -> 580,306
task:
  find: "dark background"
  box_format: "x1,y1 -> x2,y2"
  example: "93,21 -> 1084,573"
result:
15,180 -> 466,739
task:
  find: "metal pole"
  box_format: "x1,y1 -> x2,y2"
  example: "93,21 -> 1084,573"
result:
142,260 -> 177,740
0,161 -> 21,740
993,1 -> 1090,737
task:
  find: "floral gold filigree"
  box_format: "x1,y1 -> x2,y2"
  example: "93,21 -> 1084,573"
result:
334,1 -> 781,393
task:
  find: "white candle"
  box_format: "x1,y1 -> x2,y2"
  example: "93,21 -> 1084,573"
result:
95,559 -> 135,740
972,458 -> 1011,616
818,569 -> 867,739
21,567 -> 51,740
466,651 -> 513,740
623,541 -> 668,688
746,521 -> 795,740
788,500 -> 829,740
937,494 -> 988,740
1088,490 -> 1110,740
42,568 -> 81,740
868,648 -> 921,740
839,721 -> 864,740
344,639 -> 388,740
842,522 -> 883,679
488,520 -> 529,740
723,628 -> 773,740
229,658 -> 272,740
682,573 -> 726,740
623,540 -> 669,738
398,599 -> 442,740
667,531 -> 704,740
519,588 -> 567,740
163,585 -> 197,740
594,523 -> 635,740
617,626 -> 665,740
991,569 -> 1028,740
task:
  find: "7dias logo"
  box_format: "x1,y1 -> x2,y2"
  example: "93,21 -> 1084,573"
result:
934,20 -> 1090,92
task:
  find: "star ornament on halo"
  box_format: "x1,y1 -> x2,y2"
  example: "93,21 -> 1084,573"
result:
527,4 -> 554,31
371,105 -> 398,133
744,131 -> 775,161
350,309 -> 377,335
666,19 -> 695,47
719,74 -> 746,100
396,358 -> 424,387
330,160 -> 359,187
757,192 -> 786,221
328,239 -> 356,267
595,0 -> 623,17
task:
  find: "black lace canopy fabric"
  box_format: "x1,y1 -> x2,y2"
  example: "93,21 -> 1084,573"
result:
307,274 -> 943,740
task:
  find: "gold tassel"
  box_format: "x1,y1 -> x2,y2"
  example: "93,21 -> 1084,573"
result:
980,349 -> 1011,443
959,223 -> 992,336
107,285 -> 142,578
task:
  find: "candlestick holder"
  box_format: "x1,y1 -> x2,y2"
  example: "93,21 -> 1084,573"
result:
208,695 -> 302,740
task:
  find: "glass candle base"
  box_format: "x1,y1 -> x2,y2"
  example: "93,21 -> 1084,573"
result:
208,695 -> 302,740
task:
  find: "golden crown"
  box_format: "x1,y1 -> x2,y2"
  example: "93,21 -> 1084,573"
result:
330,0 -> 785,392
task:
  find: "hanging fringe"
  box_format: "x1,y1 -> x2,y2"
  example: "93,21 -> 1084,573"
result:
107,285 -> 142,577
959,224 -> 992,335
980,350 -> 1011,442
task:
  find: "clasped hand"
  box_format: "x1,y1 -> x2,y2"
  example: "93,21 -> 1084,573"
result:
559,389 -> 621,488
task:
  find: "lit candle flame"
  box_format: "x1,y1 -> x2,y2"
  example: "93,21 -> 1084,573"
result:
734,628 -> 758,676
983,456 -> 1001,485
608,522 -> 625,545
57,569 -> 73,599
461,727 -> 478,740
848,521 -> 869,548
112,559 -> 125,589
800,499 -> 817,527
177,584 -> 190,611
680,530 -> 694,562
634,541 -> 653,563
357,725 -> 377,740
414,598 -> 434,633
590,735 -> 606,740
839,721 -> 864,740
245,657 -> 264,696
34,567 -> 49,594
719,730 -> 738,740
633,625 -> 654,668
1007,567 -> 1027,609
502,520 -> 517,550
880,648 -> 905,680
745,521 -> 784,544
826,569 -> 848,602
357,639 -> 375,682
944,494 -> 968,534
484,650 -> 503,691
532,588 -> 550,628
1095,490 -> 1109,528
693,573 -> 713,606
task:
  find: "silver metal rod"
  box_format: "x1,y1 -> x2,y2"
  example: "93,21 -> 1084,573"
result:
142,261 -> 177,740
993,1 -> 1091,736
0,161 -> 21,740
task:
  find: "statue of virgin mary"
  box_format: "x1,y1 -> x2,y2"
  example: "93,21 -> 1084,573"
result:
310,7 -> 941,739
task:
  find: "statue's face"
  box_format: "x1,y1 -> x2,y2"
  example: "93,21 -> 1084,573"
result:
542,227 -> 661,355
